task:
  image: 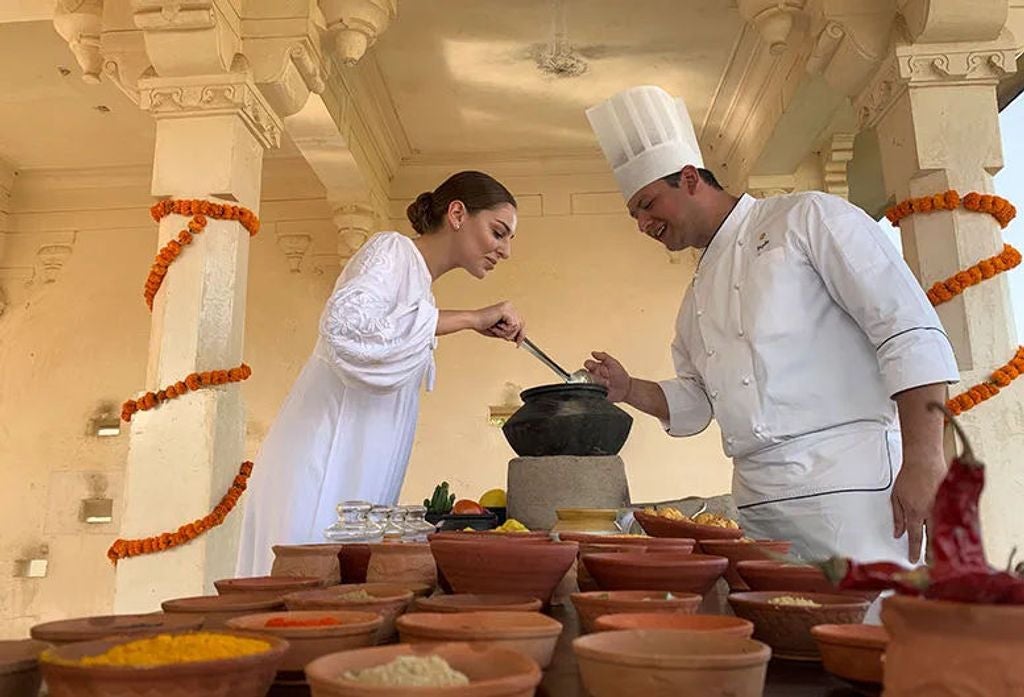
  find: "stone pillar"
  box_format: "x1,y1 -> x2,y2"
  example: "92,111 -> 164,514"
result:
113,0 -> 285,611
113,72 -> 281,612
855,11 -> 1023,560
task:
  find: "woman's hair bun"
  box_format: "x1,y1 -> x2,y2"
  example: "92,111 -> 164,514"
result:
406,191 -> 437,235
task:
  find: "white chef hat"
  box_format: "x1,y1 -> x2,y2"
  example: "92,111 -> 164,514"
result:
586,85 -> 704,202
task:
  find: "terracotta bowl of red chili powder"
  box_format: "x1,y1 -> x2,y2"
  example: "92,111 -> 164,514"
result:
227,611 -> 381,677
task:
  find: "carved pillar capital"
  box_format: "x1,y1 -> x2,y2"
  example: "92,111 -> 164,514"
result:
132,0 -> 241,77
276,232 -> 312,273
53,0 -> 105,84
898,0 -> 1008,44
318,0 -> 397,67
332,202 -> 377,259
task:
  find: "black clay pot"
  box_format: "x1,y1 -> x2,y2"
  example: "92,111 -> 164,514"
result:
501,383 -> 633,457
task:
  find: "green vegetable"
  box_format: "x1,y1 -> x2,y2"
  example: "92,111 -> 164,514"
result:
425,481 -> 456,514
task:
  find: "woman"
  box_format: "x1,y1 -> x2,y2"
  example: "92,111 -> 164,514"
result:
236,171 -> 523,576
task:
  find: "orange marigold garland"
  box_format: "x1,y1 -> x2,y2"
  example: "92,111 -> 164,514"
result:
121,363 -> 252,422
110,198 -> 260,565
144,199 -> 260,310
885,190 -> 1016,229
946,347 -> 1024,416
107,461 -> 254,564
894,190 -> 1024,415
926,244 -> 1022,306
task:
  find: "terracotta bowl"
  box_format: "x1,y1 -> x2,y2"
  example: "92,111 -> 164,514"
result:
727,591 -> 871,661
161,593 -> 285,629
570,590 -> 701,634
429,539 -> 578,604
594,612 -> 754,638
696,540 -> 793,590
811,623 -> 888,687
271,543 -> 345,585
735,561 -> 879,601
226,611 -> 382,674
305,641 -> 542,697
338,544 -> 372,584
574,629 -> 770,697
635,510 -> 743,541
582,552 -> 728,596
343,581 -> 432,599
0,639 -> 49,697
429,531 -> 553,542
558,532 -> 697,551
214,575 -> 323,597
39,630 -> 288,697
397,611 -> 563,668
284,583 -> 414,644
365,543 -> 438,590
31,613 -> 204,646
414,594 -> 543,614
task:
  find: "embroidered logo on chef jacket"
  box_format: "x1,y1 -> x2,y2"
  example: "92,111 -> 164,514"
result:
755,231 -> 770,253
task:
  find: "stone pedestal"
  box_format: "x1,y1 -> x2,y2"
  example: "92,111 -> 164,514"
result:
506,456 -> 630,531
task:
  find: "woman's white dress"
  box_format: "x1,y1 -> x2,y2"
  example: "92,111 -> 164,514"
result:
235,232 -> 438,576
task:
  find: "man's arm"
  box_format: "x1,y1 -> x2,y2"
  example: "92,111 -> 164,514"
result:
892,382 -> 949,563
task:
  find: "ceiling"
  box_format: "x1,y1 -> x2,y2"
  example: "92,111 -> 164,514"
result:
0,1 -> 745,171
373,0 -> 744,158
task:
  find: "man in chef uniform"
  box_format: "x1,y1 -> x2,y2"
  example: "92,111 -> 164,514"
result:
584,85 -> 959,565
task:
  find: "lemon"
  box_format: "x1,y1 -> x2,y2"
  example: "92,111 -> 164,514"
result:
478,488 -> 506,508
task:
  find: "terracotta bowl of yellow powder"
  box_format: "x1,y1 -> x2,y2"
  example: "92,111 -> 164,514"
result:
39,630 -> 288,697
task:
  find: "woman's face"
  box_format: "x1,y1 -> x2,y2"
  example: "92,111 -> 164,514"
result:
450,202 -> 518,279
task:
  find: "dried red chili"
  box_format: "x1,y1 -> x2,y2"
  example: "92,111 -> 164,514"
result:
265,616 -> 342,628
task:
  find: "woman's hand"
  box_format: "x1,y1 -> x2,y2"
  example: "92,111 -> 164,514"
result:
472,301 -> 525,345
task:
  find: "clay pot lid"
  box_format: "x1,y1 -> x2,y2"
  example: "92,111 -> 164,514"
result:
304,641 -> 542,694
573,629 -> 771,669
214,576 -> 322,593
226,610 -> 383,638
594,613 -> 754,635
0,639 -> 50,675
415,594 -> 543,613
811,623 -> 889,650
30,612 -> 203,644
161,592 -> 286,613
397,611 -> 562,640
728,591 -> 871,610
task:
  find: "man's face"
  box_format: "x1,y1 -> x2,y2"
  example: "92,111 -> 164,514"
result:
626,177 -> 695,252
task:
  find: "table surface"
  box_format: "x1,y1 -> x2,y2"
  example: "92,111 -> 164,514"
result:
268,602 -> 875,697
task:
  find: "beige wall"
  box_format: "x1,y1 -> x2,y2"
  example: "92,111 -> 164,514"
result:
0,156 -> 731,637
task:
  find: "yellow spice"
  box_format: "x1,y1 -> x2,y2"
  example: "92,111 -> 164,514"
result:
51,633 -> 271,668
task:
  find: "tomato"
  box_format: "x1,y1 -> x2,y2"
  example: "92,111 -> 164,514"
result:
452,499 -> 486,515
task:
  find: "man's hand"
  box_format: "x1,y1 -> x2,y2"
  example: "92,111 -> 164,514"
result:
583,351 -> 632,402
892,383 -> 949,563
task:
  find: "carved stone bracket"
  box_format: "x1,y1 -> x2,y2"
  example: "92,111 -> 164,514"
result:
311,252 -> 342,276
53,0 -> 105,83
898,0 -> 1008,44
138,73 -> 283,148
737,0 -> 808,55
37,244 -> 74,284
821,133 -> 856,199
805,10 -> 894,98
855,31 -> 1019,128
133,0 -> 241,78
332,202 -> 377,260
318,0 -> 397,67
249,37 -> 327,118
276,233 -> 312,273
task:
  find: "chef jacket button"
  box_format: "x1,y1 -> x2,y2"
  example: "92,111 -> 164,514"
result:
706,348 -> 715,357
710,390 -> 719,400
737,239 -> 744,247
753,424 -> 764,435
738,329 -> 745,337
696,309 -> 703,317
733,283 -> 741,290
726,437 -> 735,446
742,377 -> 751,386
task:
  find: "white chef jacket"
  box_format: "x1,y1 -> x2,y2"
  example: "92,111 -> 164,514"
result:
658,192 -> 959,561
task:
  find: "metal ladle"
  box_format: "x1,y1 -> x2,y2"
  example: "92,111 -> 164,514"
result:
520,337 -> 594,384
